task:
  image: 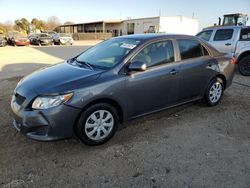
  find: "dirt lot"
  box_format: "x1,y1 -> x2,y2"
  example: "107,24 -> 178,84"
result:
0,46 -> 250,188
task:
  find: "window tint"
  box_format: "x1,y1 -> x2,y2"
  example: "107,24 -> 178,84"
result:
202,46 -> 209,56
214,29 -> 233,41
196,30 -> 213,41
240,28 -> 250,41
177,39 -> 203,60
132,40 -> 174,68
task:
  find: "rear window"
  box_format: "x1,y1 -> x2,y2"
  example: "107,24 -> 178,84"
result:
214,29 -> 234,41
240,28 -> 250,41
196,30 -> 213,41
177,39 -> 203,60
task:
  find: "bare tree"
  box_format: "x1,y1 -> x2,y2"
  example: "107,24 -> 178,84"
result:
0,21 -> 14,34
3,20 -> 14,31
64,21 -> 75,25
46,16 -> 61,30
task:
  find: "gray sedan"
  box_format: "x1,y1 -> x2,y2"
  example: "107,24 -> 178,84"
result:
11,34 -> 235,145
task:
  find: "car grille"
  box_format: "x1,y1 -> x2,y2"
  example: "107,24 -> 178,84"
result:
14,93 -> 26,105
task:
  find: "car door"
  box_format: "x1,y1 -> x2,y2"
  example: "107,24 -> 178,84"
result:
176,39 -> 216,101
209,28 -> 236,53
125,40 -> 181,117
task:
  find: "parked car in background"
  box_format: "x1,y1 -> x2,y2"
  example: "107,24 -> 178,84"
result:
197,26 -> 250,76
30,33 -> 53,46
7,32 -> 30,46
0,35 -> 7,47
42,30 -> 57,37
52,33 -> 74,45
28,33 -> 38,41
11,34 -> 235,146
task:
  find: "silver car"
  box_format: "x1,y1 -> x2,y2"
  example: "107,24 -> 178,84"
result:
52,33 -> 74,45
197,26 -> 250,76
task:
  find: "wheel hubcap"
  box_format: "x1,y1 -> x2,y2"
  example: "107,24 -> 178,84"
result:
209,82 -> 222,103
85,110 -> 114,141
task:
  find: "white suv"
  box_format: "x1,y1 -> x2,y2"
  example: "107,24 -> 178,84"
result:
197,26 -> 250,76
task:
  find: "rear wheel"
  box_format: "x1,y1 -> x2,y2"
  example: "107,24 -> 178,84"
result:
204,78 -> 224,106
238,55 -> 250,76
76,103 -> 119,146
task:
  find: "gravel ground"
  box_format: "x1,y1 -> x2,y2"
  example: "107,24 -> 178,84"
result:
0,46 -> 249,188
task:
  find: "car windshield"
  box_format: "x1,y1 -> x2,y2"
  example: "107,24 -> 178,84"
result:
76,38 -> 141,69
40,34 -> 48,37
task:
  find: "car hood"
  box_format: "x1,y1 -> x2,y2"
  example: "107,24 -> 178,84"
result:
15,62 -> 103,97
14,37 -> 28,40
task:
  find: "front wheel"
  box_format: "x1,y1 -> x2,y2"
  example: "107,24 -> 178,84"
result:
76,103 -> 119,146
204,78 -> 224,106
238,55 -> 250,76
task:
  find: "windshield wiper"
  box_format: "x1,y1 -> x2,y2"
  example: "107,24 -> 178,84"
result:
75,59 -> 95,70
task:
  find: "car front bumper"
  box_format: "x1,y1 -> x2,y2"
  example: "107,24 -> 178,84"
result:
11,99 -> 81,141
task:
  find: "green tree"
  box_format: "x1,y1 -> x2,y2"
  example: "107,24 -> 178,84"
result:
31,18 -> 46,32
14,18 -> 29,34
0,24 -> 7,34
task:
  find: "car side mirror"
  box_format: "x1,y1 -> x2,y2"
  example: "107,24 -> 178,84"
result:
128,61 -> 147,72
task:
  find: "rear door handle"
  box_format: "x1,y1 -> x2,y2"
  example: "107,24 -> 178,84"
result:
225,43 -> 232,46
170,69 -> 179,75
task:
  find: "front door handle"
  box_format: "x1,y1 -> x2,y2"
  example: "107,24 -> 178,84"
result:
170,69 -> 179,75
225,43 -> 232,46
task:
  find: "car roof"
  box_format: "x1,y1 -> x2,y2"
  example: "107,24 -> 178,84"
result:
202,25 -> 250,31
115,34 -> 199,42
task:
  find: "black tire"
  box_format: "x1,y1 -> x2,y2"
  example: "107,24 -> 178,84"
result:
238,55 -> 250,76
204,77 -> 224,106
76,103 -> 119,146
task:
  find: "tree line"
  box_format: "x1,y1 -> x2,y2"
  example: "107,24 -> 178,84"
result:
0,16 -> 74,35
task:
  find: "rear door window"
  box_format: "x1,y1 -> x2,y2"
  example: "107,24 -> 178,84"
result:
196,30 -> 213,41
240,28 -> 250,41
177,39 -> 203,60
214,29 -> 234,41
202,46 -> 209,56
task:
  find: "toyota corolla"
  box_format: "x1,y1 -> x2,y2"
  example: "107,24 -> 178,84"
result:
11,34 -> 235,145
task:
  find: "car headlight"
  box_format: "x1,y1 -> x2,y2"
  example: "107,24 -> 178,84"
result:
32,93 -> 73,110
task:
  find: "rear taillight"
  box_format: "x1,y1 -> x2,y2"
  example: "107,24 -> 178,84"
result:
231,57 -> 237,65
